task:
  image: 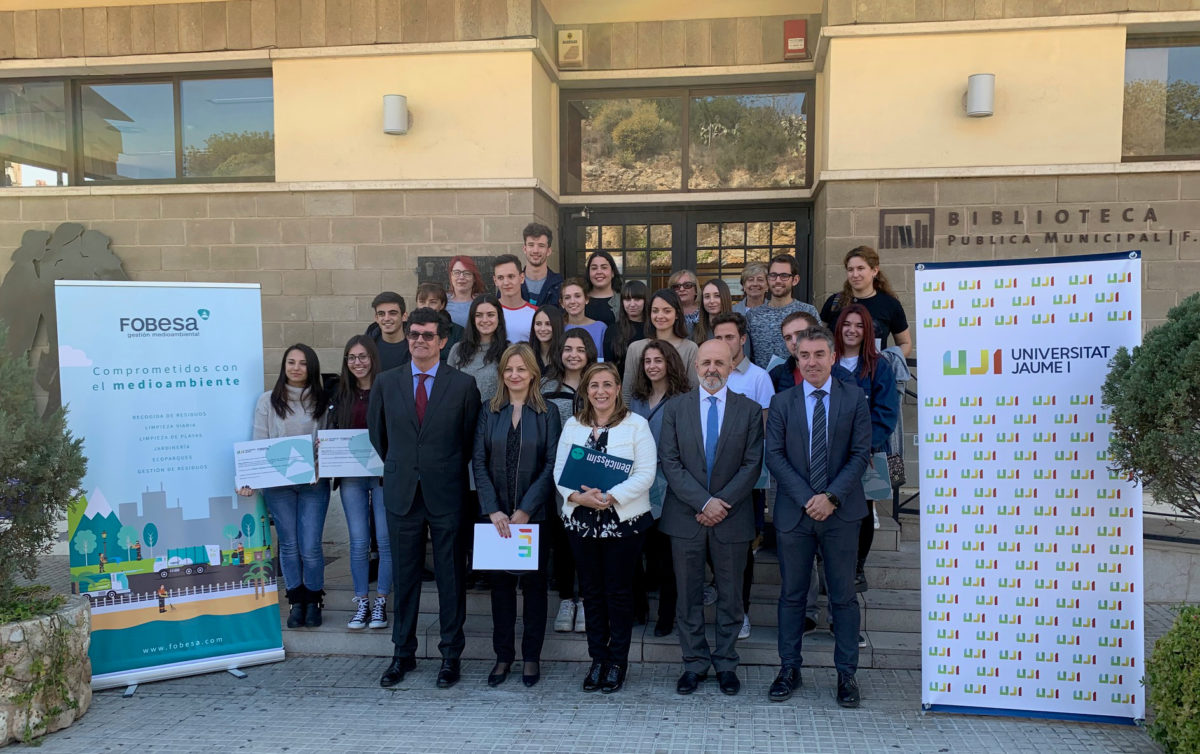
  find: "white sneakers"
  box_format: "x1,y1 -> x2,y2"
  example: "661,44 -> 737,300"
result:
554,599 -> 576,632
738,614 -> 751,640
574,601 -> 586,633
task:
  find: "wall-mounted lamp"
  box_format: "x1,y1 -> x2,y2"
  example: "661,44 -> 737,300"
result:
964,73 -> 995,118
383,94 -> 411,135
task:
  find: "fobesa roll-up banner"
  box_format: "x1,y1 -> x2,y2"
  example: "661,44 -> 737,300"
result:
56,281 -> 284,690
916,251 -> 1144,724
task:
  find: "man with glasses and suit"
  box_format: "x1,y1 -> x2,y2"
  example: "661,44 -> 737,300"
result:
764,326 -> 870,708
657,339 -> 764,696
368,308 -> 481,690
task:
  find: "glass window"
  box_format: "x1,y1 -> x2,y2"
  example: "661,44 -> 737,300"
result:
81,82 -> 176,181
1125,41 -> 1200,158
182,77 -> 274,177
689,92 -> 807,189
566,96 -> 682,193
0,81 -> 70,187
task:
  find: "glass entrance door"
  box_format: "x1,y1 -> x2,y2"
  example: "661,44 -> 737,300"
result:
561,205 -> 811,303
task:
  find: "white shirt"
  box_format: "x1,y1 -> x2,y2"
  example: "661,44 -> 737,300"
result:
699,385 -> 729,450
802,375 -> 833,457
839,355 -> 859,374
726,356 -> 775,410
501,302 -> 538,342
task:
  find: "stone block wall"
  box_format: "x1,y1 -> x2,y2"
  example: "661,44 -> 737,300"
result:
0,187 -> 556,388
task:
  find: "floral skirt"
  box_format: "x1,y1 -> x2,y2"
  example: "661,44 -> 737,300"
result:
563,507 -> 652,539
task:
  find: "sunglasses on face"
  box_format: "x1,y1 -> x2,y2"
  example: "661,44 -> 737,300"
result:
407,331 -> 439,342
671,282 -> 696,290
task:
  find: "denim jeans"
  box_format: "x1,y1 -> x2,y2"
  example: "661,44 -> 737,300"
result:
339,476 -> 391,597
265,480 -> 330,592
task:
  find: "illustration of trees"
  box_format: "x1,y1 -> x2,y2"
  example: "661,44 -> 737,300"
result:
222,523 -> 238,551
242,559 -> 270,599
117,524 -> 138,561
241,513 -> 255,546
73,529 -> 96,566
143,522 -> 158,559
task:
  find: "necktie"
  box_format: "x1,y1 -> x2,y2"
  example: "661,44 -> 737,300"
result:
810,388 -> 828,492
416,373 -> 429,425
705,395 -> 719,489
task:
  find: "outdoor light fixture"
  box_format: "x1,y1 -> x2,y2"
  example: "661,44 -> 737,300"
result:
964,73 -> 995,118
383,94 -> 411,134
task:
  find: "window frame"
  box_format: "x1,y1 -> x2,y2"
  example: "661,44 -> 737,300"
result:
2,69 -> 274,187
559,82 -> 814,195
1123,35 -> 1200,163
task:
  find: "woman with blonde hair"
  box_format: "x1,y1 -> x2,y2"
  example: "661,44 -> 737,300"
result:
819,246 -> 911,357
554,362 -> 656,694
473,343 -> 562,687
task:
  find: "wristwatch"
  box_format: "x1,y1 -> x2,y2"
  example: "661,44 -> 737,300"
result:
823,491 -> 840,508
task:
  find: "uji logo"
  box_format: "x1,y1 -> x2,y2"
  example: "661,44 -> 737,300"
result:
923,317 -> 946,328
997,541 -> 1021,553
932,299 -> 955,310
933,414 -> 956,425
958,279 -> 982,290
1014,450 -> 1037,461
937,664 -> 960,676
1055,561 -> 1079,572
934,522 -> 958,533
974,523 -> 997,535
1070,579 -> 1096,592
996,432 -> 1020,443
1096,488 -> 1122,500
937,628 -> 960,640
1033,469 -> 1056,480
973,487 -> 997,498
1016,560 -> 1039,572
1011,295 -> 1035,307
1056,597 -> 1080,609
999,649 -> 1021,661
936,593 -> 958,604
1053,413 -> 1079,424
1000,686 -> 1022,697
1032,395 -> 1056,406
1069,311 -> 1093,323
516,527 -> 534,558
1014,413 -> 1037,424
923,281 -> 945,292
1107,310 -> 1133,321
926,539 -> 950,550
1111,693 -> 1135,705
1055,450 -> 1078,461
960,395 -> 982,406
1109,581 -> 1135,594
971,297 -> 994,308
994,277 -> 1018,289
975,594 -> 998,605
1107,271 -> 1133,284
1108,506 -> 1134,518
964,684 -> 987,695
1110,654 -> 1135,667
1096,411 -> 1113,424
995,395 -> 1018,406
1109,618 -> 1135,631
1069,393 -> 1093,405
925,397 -> 948,407
1098,599 -> 1124,612
1073,617 -> 1096,629
1034,432 -> 1057,443
1016,667 -> 1040,678
925,503 -> 949,514
1069,274 -> 1093,285
994,314 -> 1018,326
1057,670 -> 1080,682
934,557 -> 958,568
928,575 -> 950,586
1014,524 -> 1038,536
1031,275 -> 1054,287
960,467 -> 982,478
1014,593 -> 1035,605
1098,562 -> 1126,574
977,667 -> 999,678
935,450 -> 959,461
958,316 -> 982,327
1099,673 -> 1123,685
1098,636 -> 1124,647
1097,525 -> 1123,537
998,614 -> 1020,625
943,349 -> 1003,375
1033,313 -> 1057,325
929,681 -> 952,693
1109,544 -> 1134,555
1035,506 -> 1058,516
1073,543 -> 1096,554
1070,505 -> 1094,517
997,504 -> 1021,516
996,469 -> 1019,480
926,467 -> 949,479
933,487 -> 957,498
972,414 -> 996,425
1054,489 -> 1078,500
1070,469 -> 1094,480
924,432 -> 948,443
1095,291 -> 1119,303
1053,293 -> 1077,305
1073,653 -> 1097,665
1032,541 -> 1054,553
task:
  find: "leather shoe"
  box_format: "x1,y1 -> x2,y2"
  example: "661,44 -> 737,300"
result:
436,659 -> 461,688
582,661 -> 606,692
717,670 -> 741,696
675,670 -> 707,695
599,662 -> 627,694
379,656 -> 416,688
487,661 -> 510,687
837,672 -> 860,708
768,666 -> 800,702
522,661 -> 540,688
653,620 -> 674,637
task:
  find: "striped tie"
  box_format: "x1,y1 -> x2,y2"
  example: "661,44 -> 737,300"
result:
810,389 -> 828,492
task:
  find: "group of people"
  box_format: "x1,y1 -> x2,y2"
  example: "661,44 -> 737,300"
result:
235,221 -> 910,706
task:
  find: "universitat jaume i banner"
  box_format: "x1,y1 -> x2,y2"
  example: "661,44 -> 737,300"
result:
56,281 -> 283,689
916,251 -> 1144,724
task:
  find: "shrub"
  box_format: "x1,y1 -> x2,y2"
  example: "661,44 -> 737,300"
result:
1102,292 -> 1200,519
1146,604 -> 1200,752
0,322 -> 88,610
611,103 -> 673,160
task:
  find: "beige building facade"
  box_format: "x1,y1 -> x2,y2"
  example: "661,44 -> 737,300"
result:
2,0 -> 1199,387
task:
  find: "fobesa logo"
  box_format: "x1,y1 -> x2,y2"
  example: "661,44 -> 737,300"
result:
119,309 -> 209,337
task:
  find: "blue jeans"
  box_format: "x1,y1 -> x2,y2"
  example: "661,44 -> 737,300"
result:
339,476 -> 391,597
265,480 -> 330,593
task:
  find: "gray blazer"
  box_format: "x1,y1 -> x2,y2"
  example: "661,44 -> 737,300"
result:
765,376 -> 871,532
657,388 -> 764,544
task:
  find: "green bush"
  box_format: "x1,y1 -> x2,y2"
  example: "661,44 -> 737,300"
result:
0,322 -> 88,610
611,103 -> 673,160
1146,604 -> 1200,752
1102,292 -> 1200,519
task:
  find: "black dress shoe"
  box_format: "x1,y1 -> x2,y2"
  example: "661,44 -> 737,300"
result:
768,666 -> 800,702
855,567 -> 869,593
599,663 -> 627,694
675,670 -> 707,695
837,672 -> 860,708
582,661 -> 606,692
436,659 -> 461,688
653,620 -> 674,637
379,656 -> 416,688
717,670 -> 741,696
487,661 -> 511,687
521,661 -> 540,687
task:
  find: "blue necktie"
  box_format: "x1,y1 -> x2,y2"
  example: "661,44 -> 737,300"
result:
705,395 -> 719,489
811,389 -> 828,492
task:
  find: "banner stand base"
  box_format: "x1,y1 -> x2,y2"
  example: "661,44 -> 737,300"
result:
92,648 -> 285,691
227,668 -> 248,679
122,685 -> 137,698
925,703 -> 1141,727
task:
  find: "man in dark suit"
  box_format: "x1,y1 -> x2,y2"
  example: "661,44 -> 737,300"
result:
764,326 -> 870,708
658,339 -> 765,696
368,307 -> 481,689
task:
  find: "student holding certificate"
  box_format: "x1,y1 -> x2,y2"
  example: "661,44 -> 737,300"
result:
554,362 -> 656,694
237,344 -> 330,629
327,335 -> 391,632
472,343 -> 562,688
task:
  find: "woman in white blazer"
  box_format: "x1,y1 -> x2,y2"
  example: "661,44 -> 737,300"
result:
554,362 -> 656,695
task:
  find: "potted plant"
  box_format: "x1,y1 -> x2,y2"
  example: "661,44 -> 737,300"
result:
1103,291 -> 1200,751
0,323 -> 90,745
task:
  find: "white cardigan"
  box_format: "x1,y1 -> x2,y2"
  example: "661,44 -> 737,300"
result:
554,412 -> 657,522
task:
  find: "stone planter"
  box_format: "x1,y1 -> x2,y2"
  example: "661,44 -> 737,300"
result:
0,595 -> 92,746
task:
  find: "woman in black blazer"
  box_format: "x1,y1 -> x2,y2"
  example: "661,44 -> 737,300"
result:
472,342 -> 563,688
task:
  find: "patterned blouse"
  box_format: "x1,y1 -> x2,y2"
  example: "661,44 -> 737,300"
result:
562,426 -> 652,539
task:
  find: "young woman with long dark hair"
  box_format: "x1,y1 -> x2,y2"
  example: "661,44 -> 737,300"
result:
603,279 -> 648,375
584,250 -> 623,326
529,305 -> 566,376
448,294 -> 509,403
621,289 -> 699,401
691,278 -> 733,344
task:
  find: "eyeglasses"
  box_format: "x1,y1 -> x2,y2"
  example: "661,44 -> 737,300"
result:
451,270 -> 473,278
346,354 -> 371,363
767,272 -> 795,281
671,282 -> 696,290
407,331 -> 439,342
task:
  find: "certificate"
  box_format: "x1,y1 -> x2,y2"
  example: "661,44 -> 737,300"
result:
557,444 -> 633,492
234,435 -> 315,489
472,523 -> 539,571
316,430 -> 383,478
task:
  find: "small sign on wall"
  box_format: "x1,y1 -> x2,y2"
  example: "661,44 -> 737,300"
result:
558,29 -> 585,69
783,20 -> 809,61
